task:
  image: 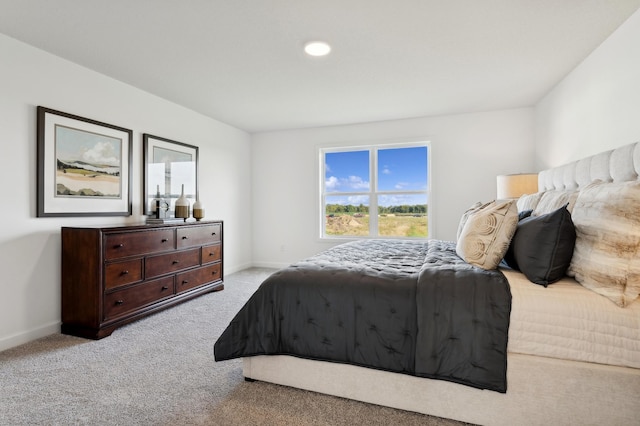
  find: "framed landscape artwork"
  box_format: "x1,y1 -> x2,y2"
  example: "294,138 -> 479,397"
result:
143,134 -> 199,217
37,106 -> 133,217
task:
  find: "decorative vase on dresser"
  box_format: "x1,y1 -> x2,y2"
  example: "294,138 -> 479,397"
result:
61,221 -> 223,339
192,199 -> 204,221
174,183 -> 190,221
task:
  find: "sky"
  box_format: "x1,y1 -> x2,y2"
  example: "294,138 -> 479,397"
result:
55,124 -> 121,166
325,146 -> 428,207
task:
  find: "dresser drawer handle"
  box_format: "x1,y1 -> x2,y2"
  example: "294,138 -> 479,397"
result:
209,252 -> 215,256
182,236 -> 189,240
161,286 -> 169,291
161,238 -> 168,243
172,260 -> 180,264
114,243 -> 124,248
212,271 -> 217,275
115,300 -> 124,305
182,280 -> 188,285
120,270 -> 129,275
212,232 -> 216,235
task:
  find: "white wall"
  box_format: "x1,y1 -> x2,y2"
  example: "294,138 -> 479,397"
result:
0,34 -> 252,351
251,109 -> 534,268
535,8 -> 640,168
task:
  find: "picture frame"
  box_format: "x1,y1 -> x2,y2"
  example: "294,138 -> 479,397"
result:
143,134 -> 199,217
37,106 -> 133,217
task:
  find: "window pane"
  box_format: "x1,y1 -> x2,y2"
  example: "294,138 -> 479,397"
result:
378,194 -> 428,237
377,147 -> 427,191
325,195 -> 370,236
325,150 -> 370,193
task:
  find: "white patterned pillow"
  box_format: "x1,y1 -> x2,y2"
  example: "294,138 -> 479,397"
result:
516,192 -> 543,212
456,200 -> 518,270
533,190 -> 578,216
567,181 -> 640,307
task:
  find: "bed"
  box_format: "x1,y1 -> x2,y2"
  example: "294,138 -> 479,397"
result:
215,142 -> 640,426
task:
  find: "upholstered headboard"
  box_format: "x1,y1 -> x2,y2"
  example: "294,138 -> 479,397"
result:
538,141 -> 640,191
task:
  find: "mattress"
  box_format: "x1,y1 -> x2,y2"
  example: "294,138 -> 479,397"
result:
503,268 -> 640,369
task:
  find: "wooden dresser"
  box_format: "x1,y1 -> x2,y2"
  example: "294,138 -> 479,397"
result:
61,221 -> 223,339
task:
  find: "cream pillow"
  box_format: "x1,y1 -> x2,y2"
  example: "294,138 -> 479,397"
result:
533,190 -> 578,216
516,192 -> 543,212
567,181 -> 640,307
456,200 -> 518,270
456,201 -> 490,240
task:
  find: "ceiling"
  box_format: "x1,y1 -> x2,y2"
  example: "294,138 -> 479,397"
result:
1,1 -> 639,133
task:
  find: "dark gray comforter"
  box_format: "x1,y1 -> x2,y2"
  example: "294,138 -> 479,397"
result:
214,239 -> 511,392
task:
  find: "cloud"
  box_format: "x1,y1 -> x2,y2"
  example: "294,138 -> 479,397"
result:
346,195 -> 369,205
382,167 -> 391,175
325,176 -> 339,190
346,175 -> 369,189
82,142 -> 119,166
379,193 -> 426,207
325,175 -> 370,191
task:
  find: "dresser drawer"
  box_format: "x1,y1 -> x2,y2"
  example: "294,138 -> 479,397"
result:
104,276 -> 174,320
105,258 -> 143,290
176,224 -> 221,249
145,248 -> 200,279
176,263 -> 222,294
105,229 -> 175,260
202,243 -> 222,264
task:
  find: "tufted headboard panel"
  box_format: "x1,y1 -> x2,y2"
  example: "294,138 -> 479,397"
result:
538,141 -> 640,191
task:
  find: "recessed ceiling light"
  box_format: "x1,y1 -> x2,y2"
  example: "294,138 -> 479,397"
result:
304,41 -> 331,57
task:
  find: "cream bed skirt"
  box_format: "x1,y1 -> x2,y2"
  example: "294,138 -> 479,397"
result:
243,353 -> 640,426
504,268 -> 640,369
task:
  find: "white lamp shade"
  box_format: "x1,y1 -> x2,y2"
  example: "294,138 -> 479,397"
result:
496,173 -> 538,199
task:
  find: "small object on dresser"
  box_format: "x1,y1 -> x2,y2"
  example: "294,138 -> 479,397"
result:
150,184 -> 169,219
175,184 -> 190,221
193,199 -> 204,221
145,217 -> 186,225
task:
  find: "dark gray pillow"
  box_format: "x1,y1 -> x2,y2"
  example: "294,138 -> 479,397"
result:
518,209 -> 533,221
504,205 -> 576,286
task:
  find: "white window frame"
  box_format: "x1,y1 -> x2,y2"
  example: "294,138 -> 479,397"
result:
319,141 -> 431,240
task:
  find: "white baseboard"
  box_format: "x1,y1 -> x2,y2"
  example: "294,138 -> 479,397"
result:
224,262 -> 256,275
249,261 -> 289,270
0,321 -> 60,352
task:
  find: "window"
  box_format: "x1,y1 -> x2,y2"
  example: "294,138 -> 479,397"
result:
320,143 -> 430,239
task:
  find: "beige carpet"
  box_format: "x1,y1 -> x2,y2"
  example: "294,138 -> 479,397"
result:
0,268 -> 471,425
